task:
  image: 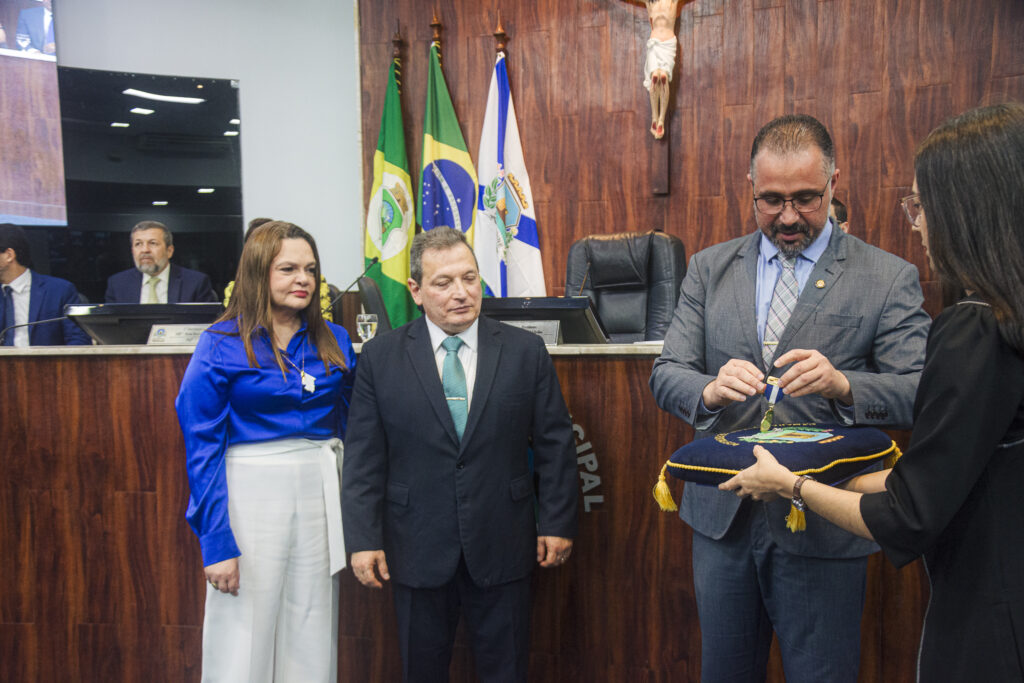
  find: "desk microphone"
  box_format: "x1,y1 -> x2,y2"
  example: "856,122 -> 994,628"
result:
328,257 -> 380,310
577,261 -> 591,296
0,316 -> 68,345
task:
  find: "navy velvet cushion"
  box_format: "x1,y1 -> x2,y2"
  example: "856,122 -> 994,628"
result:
664,424 -> 898,487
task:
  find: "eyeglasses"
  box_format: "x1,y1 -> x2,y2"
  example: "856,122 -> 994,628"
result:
900,194 -> 923,227
753,184 -> 830,215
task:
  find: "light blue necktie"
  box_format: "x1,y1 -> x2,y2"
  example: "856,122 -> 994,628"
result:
762,256 -> 798,369
441,336 -> 468,440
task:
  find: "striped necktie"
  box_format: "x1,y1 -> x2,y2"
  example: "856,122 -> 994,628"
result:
762,256 -> 798,369
441,336 -> 468,440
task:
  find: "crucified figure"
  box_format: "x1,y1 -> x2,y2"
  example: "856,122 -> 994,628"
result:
643,0 -> 681,139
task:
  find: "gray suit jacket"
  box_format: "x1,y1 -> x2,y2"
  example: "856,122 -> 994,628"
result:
650,227 -> 930,558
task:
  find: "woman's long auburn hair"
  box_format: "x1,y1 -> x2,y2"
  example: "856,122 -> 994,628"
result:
915,102 -> 1024,355
218,221 -> 348,373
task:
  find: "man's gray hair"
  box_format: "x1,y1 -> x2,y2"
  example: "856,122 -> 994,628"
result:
131,220 -> 173,247
409,227 -> 477,284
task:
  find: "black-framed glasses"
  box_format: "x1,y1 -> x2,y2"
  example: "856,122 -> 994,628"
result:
900,193 -> 923,227
753,184 -> 830,215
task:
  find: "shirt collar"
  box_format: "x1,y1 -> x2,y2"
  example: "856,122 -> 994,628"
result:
7,268 -> 31,294
425,315 -> 479,353
153,264 -> 171,285
759,219 -> 834,265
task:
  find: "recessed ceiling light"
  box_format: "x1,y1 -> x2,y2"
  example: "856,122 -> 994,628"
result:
152,201 -> 168,206
130,107 -> 154,115
197,188 -> 215,194
229,118 -> 240,125
223,131 -> 239,137
123,88 -> 205,104
110,122 -> 130,127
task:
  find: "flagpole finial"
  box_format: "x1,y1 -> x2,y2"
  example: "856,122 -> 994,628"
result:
389,27 -> 401,56
493,11 -> 508,53
392,24 -> 403,59
431,9 -> 442,43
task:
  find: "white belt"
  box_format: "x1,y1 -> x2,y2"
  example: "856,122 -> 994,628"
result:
226,437 -> 347,575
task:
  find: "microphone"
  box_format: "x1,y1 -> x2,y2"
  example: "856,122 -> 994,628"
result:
328,257 -> 380,310
0,316 -> 68,346
577,261 -> 591,296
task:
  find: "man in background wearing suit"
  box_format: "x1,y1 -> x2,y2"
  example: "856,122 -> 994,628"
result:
650,114 -> 930,682
104,221 -> 216,304
343,227 -> 578,683
15,0 -> 54,55
0,224 -> 89,346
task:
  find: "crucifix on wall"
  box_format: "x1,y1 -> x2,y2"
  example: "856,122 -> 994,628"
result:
624,0 -> 684,140
623,0 -> 685,195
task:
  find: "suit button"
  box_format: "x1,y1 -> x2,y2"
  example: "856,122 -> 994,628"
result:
456,461 -> 465,470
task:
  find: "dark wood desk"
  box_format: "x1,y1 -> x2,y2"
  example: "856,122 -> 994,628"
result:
0,347 -> 926,681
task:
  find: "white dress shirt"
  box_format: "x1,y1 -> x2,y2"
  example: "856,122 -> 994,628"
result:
5,268 -> 32,347
139,265 -> 170,304
424,316 -> 479,410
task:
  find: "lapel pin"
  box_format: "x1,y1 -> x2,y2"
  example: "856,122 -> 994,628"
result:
814,279 -> 825,289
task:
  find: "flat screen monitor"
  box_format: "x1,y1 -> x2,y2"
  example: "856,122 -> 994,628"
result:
66,303 -> 223,345
480,297 -> 608,344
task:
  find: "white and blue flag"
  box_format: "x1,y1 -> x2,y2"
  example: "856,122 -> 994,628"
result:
475,52 -> 546,297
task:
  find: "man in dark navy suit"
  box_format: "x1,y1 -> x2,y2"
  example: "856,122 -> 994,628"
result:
0,224 -> 89,346
104,221 -> 216,304
343,227 -> 578,683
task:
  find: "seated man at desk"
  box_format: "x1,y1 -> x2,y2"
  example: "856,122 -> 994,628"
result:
0,224 -> 90,346
105,221 -> 217,304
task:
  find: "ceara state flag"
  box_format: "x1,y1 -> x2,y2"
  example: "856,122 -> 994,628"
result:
365,53 -> 417,326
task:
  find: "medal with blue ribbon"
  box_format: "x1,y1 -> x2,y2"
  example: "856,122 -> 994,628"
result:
759,376 -> 784,432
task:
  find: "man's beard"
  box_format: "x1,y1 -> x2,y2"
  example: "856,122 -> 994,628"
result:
768,221 -> 814,258
135,260 -> 164,276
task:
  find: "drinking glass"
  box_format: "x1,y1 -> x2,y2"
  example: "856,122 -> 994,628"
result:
356,314 -> 378,342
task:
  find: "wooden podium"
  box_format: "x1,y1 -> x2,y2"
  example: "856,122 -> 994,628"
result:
0,346 -> 926,681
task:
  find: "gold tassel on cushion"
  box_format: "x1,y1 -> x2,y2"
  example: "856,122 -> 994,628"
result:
786,474 -> 813,532
653,463 -> 678,512
883,444 -> 903,469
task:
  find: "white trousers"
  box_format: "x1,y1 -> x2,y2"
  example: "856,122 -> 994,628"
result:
202,438 -> 344,683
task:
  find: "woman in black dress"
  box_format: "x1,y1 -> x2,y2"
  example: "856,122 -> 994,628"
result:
720,102 -> 1024,681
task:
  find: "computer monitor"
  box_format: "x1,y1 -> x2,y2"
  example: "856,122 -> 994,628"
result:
66,303 -> 223,345
480,297 -> 608,344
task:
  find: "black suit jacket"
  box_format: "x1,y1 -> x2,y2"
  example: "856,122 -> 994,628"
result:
104,264 -> 217,304
342,315 -> 578,589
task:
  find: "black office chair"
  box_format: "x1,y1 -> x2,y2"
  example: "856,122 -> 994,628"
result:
357,276 -> 393,334
564,230 -> 686,342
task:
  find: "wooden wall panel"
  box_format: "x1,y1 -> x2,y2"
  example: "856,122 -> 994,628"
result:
359,0 -> 1024,305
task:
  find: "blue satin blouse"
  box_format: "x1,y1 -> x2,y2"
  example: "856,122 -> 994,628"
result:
175,318 -> 357,565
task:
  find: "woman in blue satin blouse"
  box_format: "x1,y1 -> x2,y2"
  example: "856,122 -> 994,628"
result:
176,221 -> 356,682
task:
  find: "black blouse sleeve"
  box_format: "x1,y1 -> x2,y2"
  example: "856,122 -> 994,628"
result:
861,301 -> 1024,567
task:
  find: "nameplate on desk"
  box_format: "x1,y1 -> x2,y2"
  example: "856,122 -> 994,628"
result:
147,324 -> 210,345
503,320 -> 560,345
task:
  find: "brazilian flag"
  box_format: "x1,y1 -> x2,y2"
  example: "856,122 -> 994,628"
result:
417,41 -> 477,243
365,53 -> 417,327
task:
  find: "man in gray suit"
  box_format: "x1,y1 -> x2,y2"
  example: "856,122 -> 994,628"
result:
650,114 -> 930,683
